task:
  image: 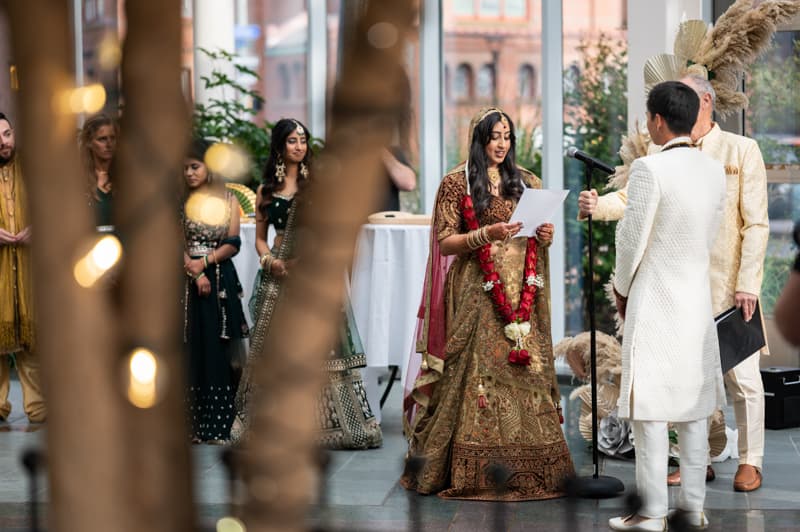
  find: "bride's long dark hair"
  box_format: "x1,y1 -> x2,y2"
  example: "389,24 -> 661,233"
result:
467,111 -> 523,219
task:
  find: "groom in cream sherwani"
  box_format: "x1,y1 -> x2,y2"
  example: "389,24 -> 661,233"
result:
608,81 -> 726,532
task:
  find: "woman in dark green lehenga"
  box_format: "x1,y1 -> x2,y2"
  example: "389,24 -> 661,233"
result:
182,138 -> 249,443
233,118 -> 381,449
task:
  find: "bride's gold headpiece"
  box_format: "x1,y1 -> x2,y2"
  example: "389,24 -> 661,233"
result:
464,107 -> 511,194
467,107 -> 507,146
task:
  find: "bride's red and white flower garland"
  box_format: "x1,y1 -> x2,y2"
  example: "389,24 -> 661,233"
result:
461,194 -> 544,366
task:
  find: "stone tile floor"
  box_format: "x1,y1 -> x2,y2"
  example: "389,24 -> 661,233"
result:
1,375 -> 799,531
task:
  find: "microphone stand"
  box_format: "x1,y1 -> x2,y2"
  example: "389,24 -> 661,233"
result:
571,159 -> 624,499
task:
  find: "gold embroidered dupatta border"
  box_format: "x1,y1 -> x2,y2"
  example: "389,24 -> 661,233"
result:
233,201 -> 298,426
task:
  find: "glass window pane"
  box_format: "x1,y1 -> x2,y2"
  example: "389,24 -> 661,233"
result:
505,0 -> 526,18
476,64 -> 495,99
518,63 -> 535,100
257,1 -> 309,124
747,30 -> 800,165
443,7 -> 540,171
454,0 -> 475,16
763,183 -> 800,316
80,0 -> 122,113
479,0 -> 500,17
747,29 -> 800,318
561,5 -> 628,335
85,0 -> 96,21
327,0 -> 421,212
453,63 -> 473,100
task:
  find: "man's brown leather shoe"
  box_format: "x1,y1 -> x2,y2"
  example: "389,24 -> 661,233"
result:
666,466 -> 715,486
733,464 -> 762,492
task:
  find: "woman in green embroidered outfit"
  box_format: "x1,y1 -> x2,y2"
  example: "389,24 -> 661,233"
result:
79,114 -> 117,228
182,138 -> 249,443
233,118 -> 381,449
401,108 -> 574,500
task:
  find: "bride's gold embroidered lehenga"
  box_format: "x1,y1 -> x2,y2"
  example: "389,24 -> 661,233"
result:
401,159 -> 574,501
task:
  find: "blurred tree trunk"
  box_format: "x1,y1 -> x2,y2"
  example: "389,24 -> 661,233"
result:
114,0 -> 194,531
5,2 -> 129,531
7,1 -> 193,531
238,1 -> 417,531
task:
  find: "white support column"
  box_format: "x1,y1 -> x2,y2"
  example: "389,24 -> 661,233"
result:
420,0 -> 443,213
627,0 -> 705,128
73,0 -> 83,89
235,0 -> 248,25
72,0 -> 85,128
542,0 -> 565,344
308,0 -> 327,138
193,0 -> 235,105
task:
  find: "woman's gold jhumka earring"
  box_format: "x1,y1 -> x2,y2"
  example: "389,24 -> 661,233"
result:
299,162 -> 309,180
276,156 -> 286,183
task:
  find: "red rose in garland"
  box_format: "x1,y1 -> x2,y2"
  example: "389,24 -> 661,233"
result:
461,195 -> 544,366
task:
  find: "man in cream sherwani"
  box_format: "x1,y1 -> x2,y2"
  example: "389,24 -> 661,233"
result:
580,74 -> 769,492
608,81 -> 726,532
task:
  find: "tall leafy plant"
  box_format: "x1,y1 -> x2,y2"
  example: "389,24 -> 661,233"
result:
563,34 -> 628,335
193,48 -> 272,187
192,48 -> 324,188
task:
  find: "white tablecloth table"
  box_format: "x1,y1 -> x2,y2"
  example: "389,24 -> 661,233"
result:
231,223 -> 274,326
232,222 -> 431,422
350,223 -> 430,421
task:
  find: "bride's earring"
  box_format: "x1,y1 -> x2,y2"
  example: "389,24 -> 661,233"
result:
299,162 -> 309,180
276,155 -> 286,183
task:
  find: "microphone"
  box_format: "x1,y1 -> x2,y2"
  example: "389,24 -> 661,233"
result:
566,147 -> 616,175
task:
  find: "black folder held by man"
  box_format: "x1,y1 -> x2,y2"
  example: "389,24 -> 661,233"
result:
715,300 -> 766,374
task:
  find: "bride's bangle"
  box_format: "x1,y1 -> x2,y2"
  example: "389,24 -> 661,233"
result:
259,252 -> 272,267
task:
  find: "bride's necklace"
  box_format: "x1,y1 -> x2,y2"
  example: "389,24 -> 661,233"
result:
487,167 -> 501,194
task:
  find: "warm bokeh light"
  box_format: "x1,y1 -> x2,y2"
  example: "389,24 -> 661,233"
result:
205,142 -> 251,181
91,235 -> 123,270
216,517 -> 246,532
185,191 -> 229,226
130,349 -> 157,384
125,348 -> 167,409
98,33 -> 122,70
55,83 -> 107,115
73,235 -> 122,288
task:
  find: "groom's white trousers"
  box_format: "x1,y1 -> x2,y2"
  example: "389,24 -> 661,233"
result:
632,418 -> 708,518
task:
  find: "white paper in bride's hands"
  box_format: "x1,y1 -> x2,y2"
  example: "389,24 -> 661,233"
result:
509,189 -> 570,237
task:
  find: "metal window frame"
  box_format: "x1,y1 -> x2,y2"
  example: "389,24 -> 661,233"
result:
420,0 -> 444,213
541,0 -> 565,343
308,0 -> 327,137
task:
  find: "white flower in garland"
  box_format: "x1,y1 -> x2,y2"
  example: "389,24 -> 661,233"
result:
525,273 -> 545,288
482,280 -> 496,292
503,321 -> 531,342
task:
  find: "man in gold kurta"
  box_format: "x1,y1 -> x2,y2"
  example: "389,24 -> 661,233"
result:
578,75 -> 769,492
0,113 -> 45,423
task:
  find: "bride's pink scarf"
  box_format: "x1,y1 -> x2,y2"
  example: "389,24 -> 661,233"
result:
402,179 -> 455,427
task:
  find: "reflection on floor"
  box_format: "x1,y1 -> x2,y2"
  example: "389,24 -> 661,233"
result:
1,375 -> 799,531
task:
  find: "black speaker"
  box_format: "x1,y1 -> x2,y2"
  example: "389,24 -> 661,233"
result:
761,366 -> 800,430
